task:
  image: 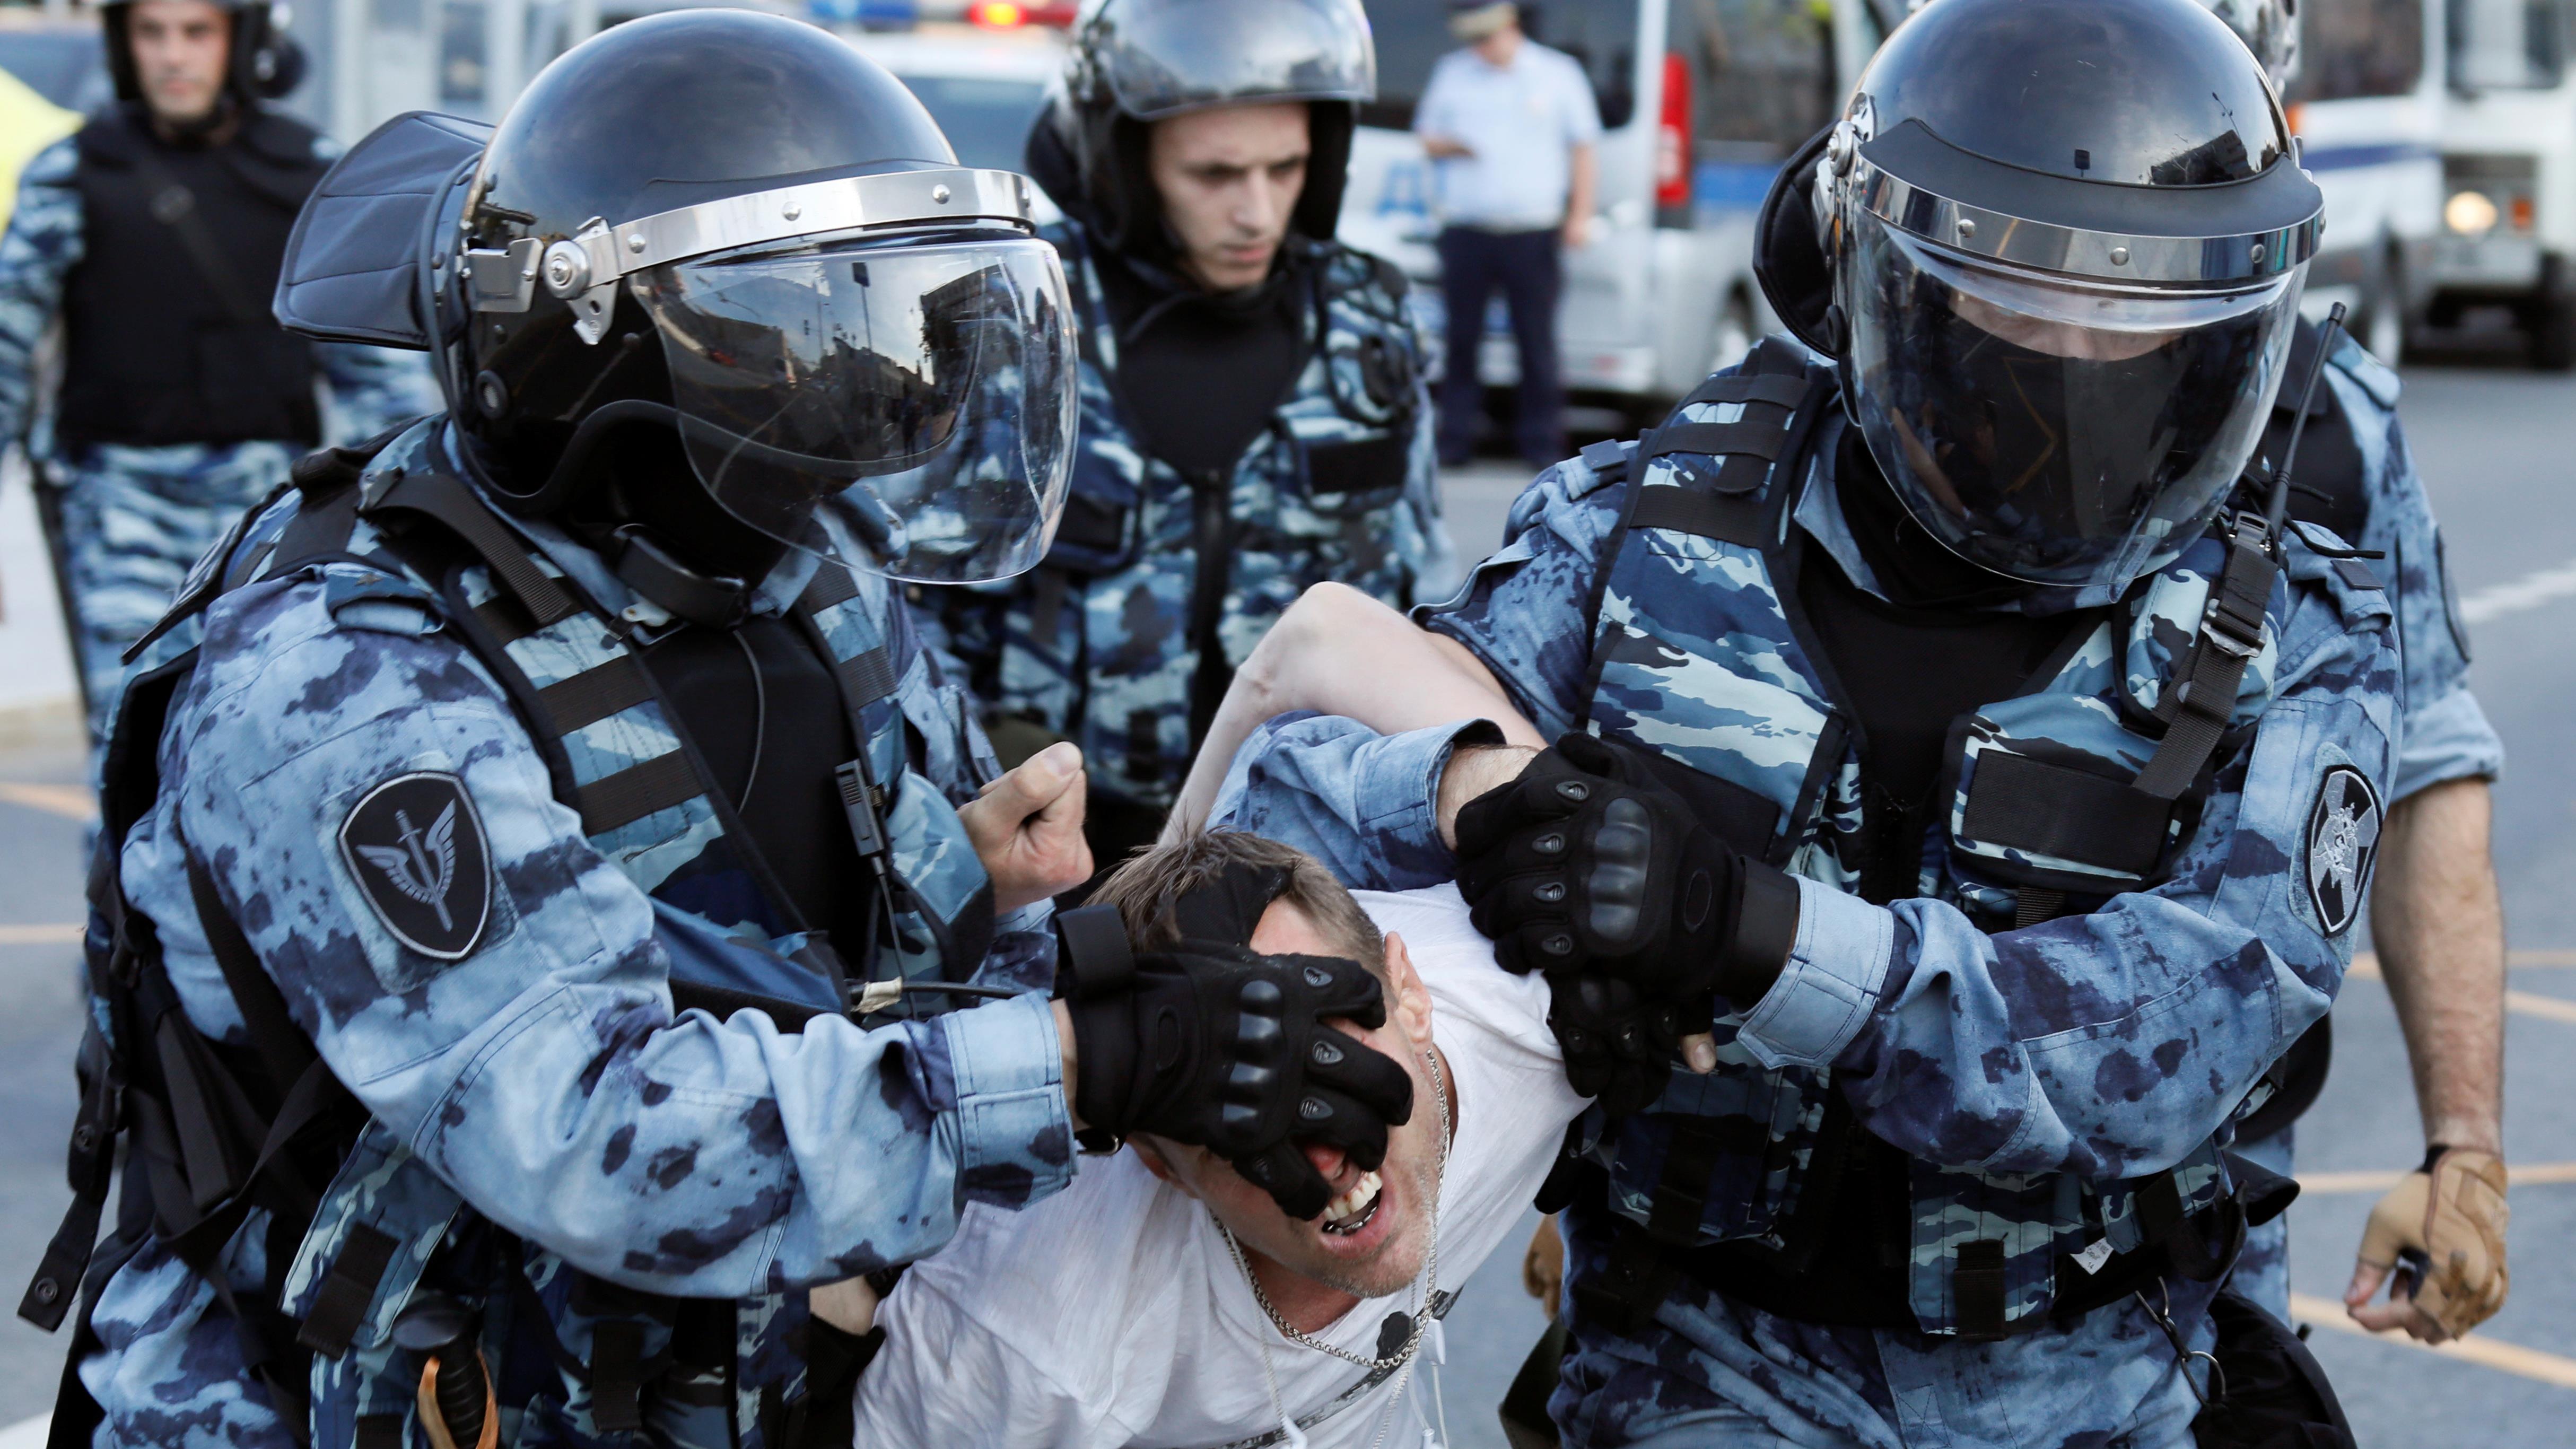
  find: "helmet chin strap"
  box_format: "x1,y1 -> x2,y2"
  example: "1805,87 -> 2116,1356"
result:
602,525 -> 754,630
486,399 -> 787,629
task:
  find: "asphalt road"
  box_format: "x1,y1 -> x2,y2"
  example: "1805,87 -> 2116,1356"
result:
0,353 -> 2571,1441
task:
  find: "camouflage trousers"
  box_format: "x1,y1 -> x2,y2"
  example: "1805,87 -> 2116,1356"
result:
42,443 -> 298,740
1549,1198 -> 2216,1448
2227,1127 -> 2296,1322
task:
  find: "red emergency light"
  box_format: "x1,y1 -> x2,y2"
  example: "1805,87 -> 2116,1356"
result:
968,0 -> 1076,25
1655,52 -> 1691,214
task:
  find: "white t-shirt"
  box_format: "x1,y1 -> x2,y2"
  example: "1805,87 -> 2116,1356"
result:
851,885 -> 1582,1448
1413,42 -> 1604,231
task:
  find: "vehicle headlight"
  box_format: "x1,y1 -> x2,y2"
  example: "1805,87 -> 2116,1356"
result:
2446,189 -> 2501,236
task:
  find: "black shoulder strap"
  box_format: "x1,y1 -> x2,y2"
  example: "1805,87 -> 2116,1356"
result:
360,467 -> 581,630
2132,513 -> 2277,801
1628,341 -> 1832,548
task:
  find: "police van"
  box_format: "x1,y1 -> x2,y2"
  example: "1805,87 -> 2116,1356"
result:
2430,0 -> 2576,368
2282,0 -> 2445,363
1341,0 -> 1882,426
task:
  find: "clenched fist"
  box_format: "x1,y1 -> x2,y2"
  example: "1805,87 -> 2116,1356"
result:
959,741 -> 1093,913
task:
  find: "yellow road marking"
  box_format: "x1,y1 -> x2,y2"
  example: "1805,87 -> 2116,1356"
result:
0,781 -> 93,822
2289,1291 -> 2576,1391
2298,1162 -> 2576,1194
2347,953 -> 2576,1023
0,923 -> 80,945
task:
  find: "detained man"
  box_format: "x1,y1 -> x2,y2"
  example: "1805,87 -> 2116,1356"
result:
849,830 -> 1587,1447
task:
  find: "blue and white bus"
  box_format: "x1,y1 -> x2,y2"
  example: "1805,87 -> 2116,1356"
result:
2283,0 -> 2446,362
2431,0 -> 2576,368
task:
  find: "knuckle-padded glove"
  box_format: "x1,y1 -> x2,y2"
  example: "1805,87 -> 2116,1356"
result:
2360,1146 -> 2510,1337
1543,970 -> 1694,1118
1455,732 -> 1798,1005
1067,940 -> 1416,1219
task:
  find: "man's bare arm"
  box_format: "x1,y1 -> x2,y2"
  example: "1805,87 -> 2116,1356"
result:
1562,142 -> 1598,250
2371,776 -> 2505,1154
1167,583 -> 1545,839
2344,775 -> 2509,1343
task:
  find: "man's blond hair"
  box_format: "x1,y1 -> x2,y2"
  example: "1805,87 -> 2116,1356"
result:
1091,831 -> 1385,976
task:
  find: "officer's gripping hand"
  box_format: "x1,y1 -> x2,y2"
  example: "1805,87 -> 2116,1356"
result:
1544,968 -> 1689,1116
1068,941 -> 1415,1219
1455,733 -> 1761,1003
2347,1147 -> 2510,1342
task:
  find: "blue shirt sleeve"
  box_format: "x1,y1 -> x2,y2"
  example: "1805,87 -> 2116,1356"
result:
147,570 -> 1076,1296
1555,50 -> 1604,145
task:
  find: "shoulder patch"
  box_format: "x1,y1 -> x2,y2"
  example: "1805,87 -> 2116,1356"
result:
338,772 -> 492,961
2303,765 -> 2382,936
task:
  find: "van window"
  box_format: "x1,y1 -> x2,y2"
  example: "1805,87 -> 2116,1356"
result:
2446,0 -> 2569,90
2288,0 -> 2426,100
1361,0 -> 1638,130
1666,0 -> 1837,154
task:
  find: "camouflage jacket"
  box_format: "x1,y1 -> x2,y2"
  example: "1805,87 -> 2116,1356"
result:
912,220 -> 1448,814
75,418 -> 1073,1446
1212,344 -> 2399,1337
0,132 -> 431,461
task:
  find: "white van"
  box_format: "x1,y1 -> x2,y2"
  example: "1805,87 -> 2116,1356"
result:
1341,0 -> 1862,426
2430,0 -> 2576,368
2282,0 -> 2446,362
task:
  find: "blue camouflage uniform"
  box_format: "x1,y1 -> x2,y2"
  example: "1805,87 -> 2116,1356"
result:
1211,341 -> 2401,1446
912,220 -> 1449,831
2225,324 -> 2507,1320
0,130 -> 433,734
70,416 -> 1072,1446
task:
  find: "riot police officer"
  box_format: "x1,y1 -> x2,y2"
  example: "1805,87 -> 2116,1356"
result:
916,0 -> 1449,870
1215,0 -> 2397,1439
0,0 -> 426,738
20,13 -> 1413,1444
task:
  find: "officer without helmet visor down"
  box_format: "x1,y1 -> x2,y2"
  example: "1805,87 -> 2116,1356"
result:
914,0 -> 1449,873
0,0 -> 430,739
24,12 -> 1414,1445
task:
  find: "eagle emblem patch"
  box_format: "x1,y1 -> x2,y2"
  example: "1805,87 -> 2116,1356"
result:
2303,765 -> 2382,937
338,772 -> 492,961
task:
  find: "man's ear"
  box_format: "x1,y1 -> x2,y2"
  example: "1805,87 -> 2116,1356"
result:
1381,932 -> 1434,1052
1130,1136 -> 1200,1200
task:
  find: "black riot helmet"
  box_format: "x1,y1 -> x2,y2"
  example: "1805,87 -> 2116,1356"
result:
1778,0 -> 2321,598
422,9 -> 1077,588
103,0 -> 307,107
1040,0 -> 1376,259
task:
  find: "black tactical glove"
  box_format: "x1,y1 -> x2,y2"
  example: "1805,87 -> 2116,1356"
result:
1543,970 -> 1693,1118
1058,906 -> 1415,1220
1455,733 -> 1797,1006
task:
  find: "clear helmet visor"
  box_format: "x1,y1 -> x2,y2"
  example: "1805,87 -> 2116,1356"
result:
632,231 -> 1079,585
1844,216 -> 2302,594
1090,0 -> 1375,119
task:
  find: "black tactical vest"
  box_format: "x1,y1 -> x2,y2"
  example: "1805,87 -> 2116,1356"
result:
58,104 -> 325,451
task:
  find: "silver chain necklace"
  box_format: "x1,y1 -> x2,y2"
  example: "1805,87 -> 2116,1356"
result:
1221,1044 -> 1451,1396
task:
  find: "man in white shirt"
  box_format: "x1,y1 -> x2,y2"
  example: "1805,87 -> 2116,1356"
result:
850,830 -> 1587,1447
1413,0 -> 1602,468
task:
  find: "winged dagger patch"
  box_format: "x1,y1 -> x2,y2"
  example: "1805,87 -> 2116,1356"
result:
338,772 -> 492,961
2303,765 -> 2382,937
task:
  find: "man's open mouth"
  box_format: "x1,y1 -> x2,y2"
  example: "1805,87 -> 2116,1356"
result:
1320,1171 -> 1384,1236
